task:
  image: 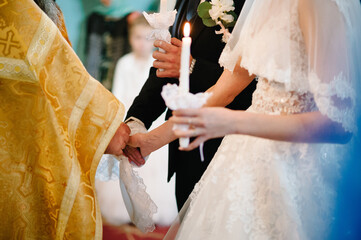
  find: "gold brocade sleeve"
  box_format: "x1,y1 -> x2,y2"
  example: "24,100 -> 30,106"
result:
0,1 -> 125,239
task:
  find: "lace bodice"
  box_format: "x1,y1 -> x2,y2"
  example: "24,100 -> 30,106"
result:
252,78 -> 317,115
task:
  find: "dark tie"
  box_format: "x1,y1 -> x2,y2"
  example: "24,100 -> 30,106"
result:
186,0 -> 201,21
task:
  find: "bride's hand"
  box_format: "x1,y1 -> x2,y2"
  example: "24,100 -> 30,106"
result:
128,133 -> 155,158
123,145 -> 145,167
170,107 -> 239,151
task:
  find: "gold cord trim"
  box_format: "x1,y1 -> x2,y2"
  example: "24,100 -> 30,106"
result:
27,12 -> 57,67
55,77 -> 97,240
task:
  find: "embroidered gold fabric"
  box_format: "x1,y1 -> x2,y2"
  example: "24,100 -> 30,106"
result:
0,0 -> 125,239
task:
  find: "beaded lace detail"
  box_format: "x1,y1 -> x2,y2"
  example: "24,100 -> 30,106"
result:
252,78 -> 317,115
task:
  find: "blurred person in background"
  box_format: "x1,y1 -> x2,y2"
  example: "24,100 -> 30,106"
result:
111,16 -> 155,109
84,0 -> 159,90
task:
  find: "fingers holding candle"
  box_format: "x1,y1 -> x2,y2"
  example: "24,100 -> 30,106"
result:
171,124 -> 207,151
153,40 -> 181,62
170,108 -> 207,151
170,107 -> 241,150
153,38 -> 188,78
173,127 -> 206,138
171,110 -> 205,127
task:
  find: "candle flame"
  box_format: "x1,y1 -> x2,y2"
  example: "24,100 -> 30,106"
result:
184,22 -> 190,37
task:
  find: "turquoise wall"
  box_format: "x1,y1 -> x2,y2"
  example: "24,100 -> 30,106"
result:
57,0 -> 159,61
57,0 -> 85,55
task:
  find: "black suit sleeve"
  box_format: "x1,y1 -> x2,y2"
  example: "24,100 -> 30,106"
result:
126,67 -> 178,129
189,58 -> 224,93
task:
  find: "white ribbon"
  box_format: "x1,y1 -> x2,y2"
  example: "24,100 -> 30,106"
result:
161,84 -> 211,151
143,10 -> 177,43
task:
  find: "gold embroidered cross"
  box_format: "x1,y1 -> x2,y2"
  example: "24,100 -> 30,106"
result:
0,29 -> 21,56
0,147 -> 54,197
15,151 -> 55,197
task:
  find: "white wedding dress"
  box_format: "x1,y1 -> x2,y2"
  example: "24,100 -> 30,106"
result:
165,0 -> 361,239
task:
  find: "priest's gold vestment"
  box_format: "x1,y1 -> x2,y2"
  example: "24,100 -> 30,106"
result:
0,0 -> 125,239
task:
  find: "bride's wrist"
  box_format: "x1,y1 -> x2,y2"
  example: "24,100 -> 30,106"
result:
139,133 -> 155,157
137,133 -> 147,150
233,111 -> 251,135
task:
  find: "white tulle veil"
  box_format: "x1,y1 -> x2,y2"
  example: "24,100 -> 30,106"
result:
219,0 -> 361,134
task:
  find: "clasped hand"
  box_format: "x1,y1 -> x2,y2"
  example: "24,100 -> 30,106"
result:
105,123 -> 146,166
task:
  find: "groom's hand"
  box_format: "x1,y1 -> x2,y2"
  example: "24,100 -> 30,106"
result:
153,38 -> 193,78
105,123 -> 130,155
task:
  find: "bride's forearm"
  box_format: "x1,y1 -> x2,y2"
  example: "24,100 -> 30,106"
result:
234,111 -> 351,144
140,121 -> 177,155
140,63 -> 255,153
205,65 -> 255,107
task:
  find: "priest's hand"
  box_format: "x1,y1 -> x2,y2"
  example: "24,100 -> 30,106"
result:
153,38 -> 193,78
105,123 -> 131,155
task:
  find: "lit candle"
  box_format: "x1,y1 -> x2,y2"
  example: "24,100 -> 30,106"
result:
179,22 -> 191,93
178,22 -> 191,148
160,0 -> 167,14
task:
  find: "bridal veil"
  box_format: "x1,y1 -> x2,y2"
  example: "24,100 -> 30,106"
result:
219,0 -> 361,134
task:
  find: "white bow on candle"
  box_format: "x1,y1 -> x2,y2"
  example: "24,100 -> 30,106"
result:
161,84 -> 211,150
143,0 -> 177,43
143,0 -> 177,71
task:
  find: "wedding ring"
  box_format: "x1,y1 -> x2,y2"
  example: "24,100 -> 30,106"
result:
192,128 -> 200,136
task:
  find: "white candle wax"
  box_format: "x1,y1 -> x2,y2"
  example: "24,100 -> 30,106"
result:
160,0 -> 167,14
178,22 -> 191,148
179,23 -> 191,93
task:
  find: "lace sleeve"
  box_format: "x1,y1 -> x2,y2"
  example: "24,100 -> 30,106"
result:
299,0 -> 361,133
